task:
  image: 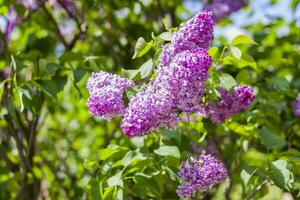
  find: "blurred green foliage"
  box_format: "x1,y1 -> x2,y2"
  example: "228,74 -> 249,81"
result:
0,0 -> 300,199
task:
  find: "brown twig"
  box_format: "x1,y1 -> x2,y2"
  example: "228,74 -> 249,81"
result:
56,0 -> 87,50
41,3 -> 68,48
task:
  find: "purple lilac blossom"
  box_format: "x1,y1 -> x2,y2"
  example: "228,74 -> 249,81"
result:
5,6 -> 20,43
294,94 -> 300,117
122,48 -> 212,137
203,0 -> 248,20
206,85 -> 255,123
59,20 -> 76,42
50,0 -> 77,17
17,0 -> 40,9
121,84 -> 179,137
87,72 -> 134,120
177,154 -> 227,198
159,11 -> 215,67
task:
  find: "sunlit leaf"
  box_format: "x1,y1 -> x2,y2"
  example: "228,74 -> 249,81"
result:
132,37 -> 153,59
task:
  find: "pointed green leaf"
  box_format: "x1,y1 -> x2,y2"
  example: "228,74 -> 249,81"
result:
232,35 -> 258,46
139,59 -> 154,79
59,51 -> 84,63
108,171 -> 123,187
230,46 -> 242,60
132,37 -> 153,59
240,167 -> 257,192
270,160 -> 294,191
218,73 -> 237,90
154,146 -> 180,158
159,32 -> 173,41
208,46 -> 219,60
260,126 -> 286,150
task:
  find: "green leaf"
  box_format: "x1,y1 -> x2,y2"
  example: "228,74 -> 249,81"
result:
240,167 -> 257,192
270,160 -> 294,191
230,46 -> 242,60
162,166 -> 180,181
198,133 -> 207,143
121,151 -> 134,167
17,87 -> 31,100
271,77 -> 289,91
241,148 -> 268,167
208,46 -> 219,60
107,171 -> 123,187
74,66 -> 86,83
154,146 -> 180,158
232,35 -> 258,46
130,136 -> 145,148
121,69 -> 140,80
218,73 -> 237,90
160,128 -> 181,144
34,75 -> 67,98
236,69 -> 256,84
0,81 -> 6,102
121,151 -> 148,167
10,55 -> 17,72
59,51 -> 84,63
162,17 -> 171,30
239,54 -> 257,70
15,87 -> 31,112
139,59 -> 154,79
89,180 -> 101,200
84,159 -> 97,170
14,89 -> 24,112
22,93 -> 43,116
45,63 -> 60,73
132,37 -> 153,59
260,126 -> 286,150
159,32 -> 173,41
114,188 -> 123,200
98,145 -> 127,161
102,186 -> 115,200
98,149 -> 119,161
133,175 -> 160,198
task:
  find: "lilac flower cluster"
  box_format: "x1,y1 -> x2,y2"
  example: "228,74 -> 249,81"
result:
206,85 -> 255,123
294,94 -> 300,117
87,10 -> 255,136
120,11 -> 215,137
121,48 -> 212,137
203,0 -> 248,20
159,11 -> 215,68
17,0 -> 40,9
4,6 -> 20,43
87,72 -> 134,120
177,154 -> 227,198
